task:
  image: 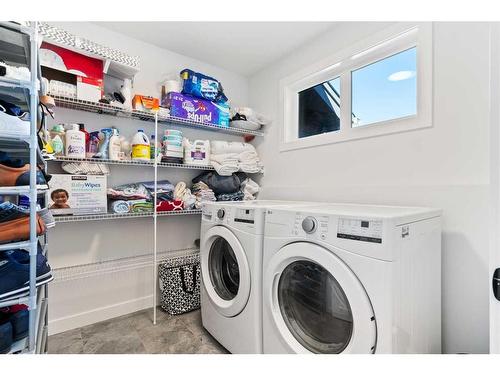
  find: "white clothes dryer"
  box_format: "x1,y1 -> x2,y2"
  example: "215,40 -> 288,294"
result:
200,200 -> 313,353
262,203 -> 442,354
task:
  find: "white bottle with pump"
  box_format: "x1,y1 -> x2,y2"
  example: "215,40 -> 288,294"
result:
131,129 -> 150,161
65,124 -> 86,158
109,129 -> 122,160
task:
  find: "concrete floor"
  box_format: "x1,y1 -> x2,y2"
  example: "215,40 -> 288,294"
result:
48,308 -> 229,354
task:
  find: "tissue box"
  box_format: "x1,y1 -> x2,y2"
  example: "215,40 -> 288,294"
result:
132,95 -> 159,112
161,92 -> 229,127
48,174 -> 107,216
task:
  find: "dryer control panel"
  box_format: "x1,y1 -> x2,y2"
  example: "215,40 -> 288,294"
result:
337,217 -> 383,244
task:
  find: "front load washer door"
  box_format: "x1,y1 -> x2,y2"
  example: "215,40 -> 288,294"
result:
265,242 -> 376,353
201,226 -> 251,317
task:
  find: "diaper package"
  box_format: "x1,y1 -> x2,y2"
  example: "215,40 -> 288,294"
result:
180,69 -> 228,103
161,92 -> 230,127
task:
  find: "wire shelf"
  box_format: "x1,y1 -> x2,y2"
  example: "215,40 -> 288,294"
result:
51,95 -> 265,137
50,156 -> 215,171
54,209 -> 202,223
0,240 -> 32,252
0,186 -> 48,196
0,76 -> 33,90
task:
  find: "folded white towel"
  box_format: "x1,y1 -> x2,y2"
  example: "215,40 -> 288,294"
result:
211,141 -> 256,155
211,160 -> 239,176
211,153 -> 239,164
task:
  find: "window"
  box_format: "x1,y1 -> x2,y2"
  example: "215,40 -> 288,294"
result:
352,47 -> 417,127
298,77 -> 340,138
280,23 -> 432,151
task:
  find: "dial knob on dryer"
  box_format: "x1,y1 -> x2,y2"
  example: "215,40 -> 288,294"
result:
217,208 -> 225,219
302,216 -> 317,233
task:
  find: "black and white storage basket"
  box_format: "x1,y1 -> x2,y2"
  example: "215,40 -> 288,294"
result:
158,253 -> 201,315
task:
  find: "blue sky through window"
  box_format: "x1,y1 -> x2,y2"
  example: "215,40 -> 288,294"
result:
351,47 -> 417,127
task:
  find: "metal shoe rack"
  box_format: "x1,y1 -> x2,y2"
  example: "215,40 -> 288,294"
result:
0,21 -> 49,354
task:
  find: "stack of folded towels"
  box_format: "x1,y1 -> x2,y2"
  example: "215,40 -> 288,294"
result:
210,141 -> 263,176
192,182 -> 216,208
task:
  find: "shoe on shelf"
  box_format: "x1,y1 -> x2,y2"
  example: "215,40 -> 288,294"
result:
0,309 -> 28,342
0,201 -> 55,230
0,163 -> 49,190
3,244 -> 53,283
0,248 -> 53,301
0,110 -> 30,138
0,215 -> 46,245
0,59 -> 31,82
0,322 -> 13,354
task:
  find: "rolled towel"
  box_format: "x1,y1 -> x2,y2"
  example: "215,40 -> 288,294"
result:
111,200 -> 131,214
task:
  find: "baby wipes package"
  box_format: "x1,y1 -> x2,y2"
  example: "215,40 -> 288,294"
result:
48,174 -> 107,216
161,92 -> 229,127
180,69 -> 228,103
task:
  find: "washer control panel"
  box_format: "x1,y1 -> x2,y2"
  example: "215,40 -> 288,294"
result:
337,217 -> 383,243
234,208 -> 255,224
293,213 -> 329,240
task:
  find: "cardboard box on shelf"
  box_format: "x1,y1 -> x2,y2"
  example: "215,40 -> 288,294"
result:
48,174 -> 107,216
40,42 -> 104,102
132,95 -> 159,112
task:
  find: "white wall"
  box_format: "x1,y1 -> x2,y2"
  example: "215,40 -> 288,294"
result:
249,22 -> 491,353
46,22 -> 249,333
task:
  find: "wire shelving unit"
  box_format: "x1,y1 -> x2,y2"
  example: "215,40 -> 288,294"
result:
0,21 -> 48,354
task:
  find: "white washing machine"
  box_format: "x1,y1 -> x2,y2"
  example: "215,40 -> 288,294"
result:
262,203 -> 442,354
200,200 -> 314,353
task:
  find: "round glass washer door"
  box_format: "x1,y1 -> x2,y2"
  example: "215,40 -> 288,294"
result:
201,226 -> 251,317
266,242 -> 376,353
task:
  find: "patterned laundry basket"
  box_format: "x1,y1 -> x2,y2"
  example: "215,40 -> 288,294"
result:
158,253 -> 201,315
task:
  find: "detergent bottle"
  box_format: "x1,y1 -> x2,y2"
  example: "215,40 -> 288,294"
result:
109,128 -> 122,160
131,130 -> 150,161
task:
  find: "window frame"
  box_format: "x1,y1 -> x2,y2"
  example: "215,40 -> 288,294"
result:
279,23 -> 433,152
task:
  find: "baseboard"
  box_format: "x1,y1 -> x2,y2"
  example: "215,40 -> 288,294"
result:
48,295 -> 152,336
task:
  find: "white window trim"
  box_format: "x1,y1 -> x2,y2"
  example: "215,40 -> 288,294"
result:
279,22 -> 433,152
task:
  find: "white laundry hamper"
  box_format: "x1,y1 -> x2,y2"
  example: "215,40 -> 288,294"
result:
158,253 -> 201,315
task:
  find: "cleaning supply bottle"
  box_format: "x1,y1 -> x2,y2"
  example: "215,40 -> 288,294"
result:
109,128 -> 122,160
95,128 -> 113,159
87,131 -> 100,158
150,134 -> 159,160
131,129 -> 150,161
49,124 -> 65,156
65,124 -> 86,158
78,123 -> 90,153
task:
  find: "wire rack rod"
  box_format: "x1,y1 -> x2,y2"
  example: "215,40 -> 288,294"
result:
50,156 -> 215,171
54,209 -> 202,223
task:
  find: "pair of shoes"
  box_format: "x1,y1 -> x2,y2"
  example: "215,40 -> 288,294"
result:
0,214 -> 46,245
0,162 -> 49,190
0,245 -> 53,301
0,309 -> 29,354
0,305 -> 28,340
0,59 -> 30,82
0,202 -> 54,244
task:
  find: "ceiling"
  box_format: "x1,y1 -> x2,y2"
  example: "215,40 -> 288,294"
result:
94,22 -> 335,76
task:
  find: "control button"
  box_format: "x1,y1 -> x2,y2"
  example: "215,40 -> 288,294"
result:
320,233 -> 326,240
302,216 -> 317,234
217,209 -> 225,219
